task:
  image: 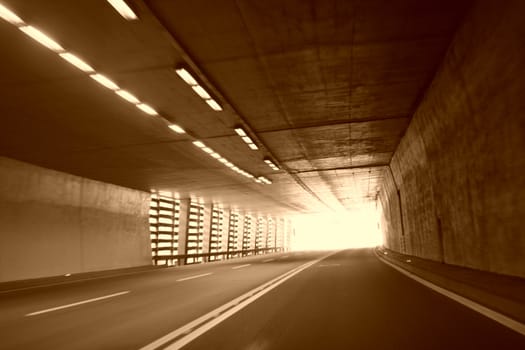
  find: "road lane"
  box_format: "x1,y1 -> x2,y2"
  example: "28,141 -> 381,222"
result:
0,251 -> 323,349
182,249 -> 525,350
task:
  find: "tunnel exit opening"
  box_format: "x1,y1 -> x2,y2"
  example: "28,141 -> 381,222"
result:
291,205 -> 383,251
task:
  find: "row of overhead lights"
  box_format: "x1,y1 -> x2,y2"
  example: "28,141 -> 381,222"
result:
0,2 -> 184,131
174,67 -> 222,111
192,141 -> 272,184
234,126 -> 258,150
105,1 -> 280,179
105,1 -> 275,183
0,1 -> 276,184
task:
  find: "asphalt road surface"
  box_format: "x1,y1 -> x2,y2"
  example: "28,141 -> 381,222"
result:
1,249 -> 524,349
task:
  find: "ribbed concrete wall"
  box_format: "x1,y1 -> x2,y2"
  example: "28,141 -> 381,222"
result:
0,157 -> 151,282
379,0 -> 525,277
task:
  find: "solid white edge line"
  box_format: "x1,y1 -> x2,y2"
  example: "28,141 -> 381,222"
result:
176,273 -> 212,282
263,259 -> 275,263
139,252 -> 336,350
231,264 -> 251,270
25,291 -> 130,316
376,254 -> 525,336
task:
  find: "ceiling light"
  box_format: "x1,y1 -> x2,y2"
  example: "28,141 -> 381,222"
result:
19,26 -> 64,52
116,90 -> 140,104
218,158 -> 228,164
241,136 -> 253,144
264,158 -> 279,170
234,127 -> 247,137
90,74 -> 119,90
0,4 -> 25,26
59,53 -> 94,73
248,143 -> 259,150
257,176 -> 272,185
210,152 -> 221,159
137,103 -> 158,115
205,99 -> 222,111
168,124 -> 185,134
202,147 -> 213,154
191,85 -> 211,99
175,67 -> 198,86
106,0 -> 138,20
193,141 -> 205,148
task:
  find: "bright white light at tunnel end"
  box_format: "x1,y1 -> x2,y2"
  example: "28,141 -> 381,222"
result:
290,206 -> 383,251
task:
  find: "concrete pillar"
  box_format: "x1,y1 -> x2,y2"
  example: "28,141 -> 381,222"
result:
236,212 -> 245,256
261,216 -> 269,251
201,203 -> 212,262
250,215 -> 257,253
266,217 -> 274,250
177,198 -> 190,265
221,208 -> 231,255
276,218 -> 285,251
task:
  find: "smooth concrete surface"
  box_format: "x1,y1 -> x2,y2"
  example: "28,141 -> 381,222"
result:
0,157 -> 151,282
379,0 -> 525,277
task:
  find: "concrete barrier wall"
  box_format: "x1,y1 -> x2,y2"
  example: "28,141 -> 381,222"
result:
0,157 -> 151,282
379,0 -> 525,278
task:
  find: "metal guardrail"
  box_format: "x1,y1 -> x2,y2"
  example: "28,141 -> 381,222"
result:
153,247 -> 284,265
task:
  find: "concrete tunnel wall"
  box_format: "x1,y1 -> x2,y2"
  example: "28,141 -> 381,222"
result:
0,157 -> 151,282
379,0 -> 525,278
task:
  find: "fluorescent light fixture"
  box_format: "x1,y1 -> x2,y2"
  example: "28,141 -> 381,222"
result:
168,124 -> 185,134
106,0 -> 138,20
205,99 -> 222,111
175,67 -> 198,86
264,158 -> 279,170
218,158 -> 228,164
210,152 -> 221,159
19,26 -> 64,52
257,176 -> 272,185
0,4 -> 24,26
202,147 -> 213,154
90,74 -> 119,90
192,85 -> 211,99
59,53 -> 94,73
234,127 -> 247,137
116,90 -> 140,104
193,141 -> 205,148
248,143 -> 259,150
137,103 -> 158,115
241,136 -> 253,144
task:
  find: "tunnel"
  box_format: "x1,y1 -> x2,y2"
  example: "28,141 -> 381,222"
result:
0,0 -> 524,349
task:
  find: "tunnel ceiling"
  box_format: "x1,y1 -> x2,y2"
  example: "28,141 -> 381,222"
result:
0,0 -> 471,215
